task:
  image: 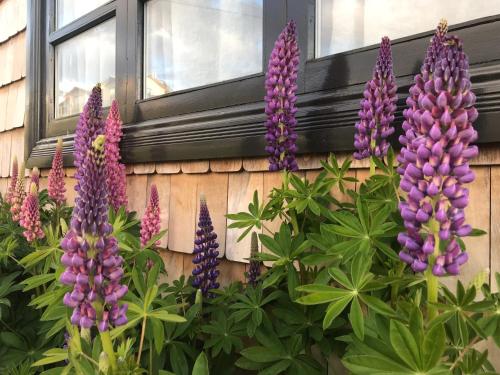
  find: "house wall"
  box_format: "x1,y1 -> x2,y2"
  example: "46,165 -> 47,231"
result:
0,0 -> 498,361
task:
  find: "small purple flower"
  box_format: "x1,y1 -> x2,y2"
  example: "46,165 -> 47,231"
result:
398,33 -> 478,277
48,138 -> 66,205
61,134 -> 127,331
264,20 -> 300,171
354,37 -> 398,160
192,195 -> 220,297
247,232 -> 261,287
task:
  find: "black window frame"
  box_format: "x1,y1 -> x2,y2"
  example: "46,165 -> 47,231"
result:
26,0 -> 500,168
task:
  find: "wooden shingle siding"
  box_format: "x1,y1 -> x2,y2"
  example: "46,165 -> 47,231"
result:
0,0 -> 26,43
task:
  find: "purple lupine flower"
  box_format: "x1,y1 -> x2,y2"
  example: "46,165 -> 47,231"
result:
48,138 -> 66,205
30,167 -> 40,191
60,135 -> 128,330
140,184 -> 161,247
20,182 -> 44,242
398,34 -> 478,276
264,20 -> 300,172
74,84 -> 105,182
192,195 -> 220,297
354,37 -> 398,159
247,232 -> 261,287
398,20 -> 448,174
105,100 -> 127,210
10,163 -> 25,222
6,156 -> 18,204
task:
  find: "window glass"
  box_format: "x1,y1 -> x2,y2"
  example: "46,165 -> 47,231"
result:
57,0 -> 109,28
316,0 -> 500,58
55,18 -> 115,118
144,0 -> 263,99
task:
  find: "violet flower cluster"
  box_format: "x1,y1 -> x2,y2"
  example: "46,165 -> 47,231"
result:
398,32 -> 478,276
6,156 -> 18,204
48,138 -> 66,205
60,134 -> 128,330
105,100 -> 128,210
10,162 -> 25,222
264,20 -> 300,171
140,184 -> 161,247
192,195 -> 220,297
353,37 -> 398,160
20,182 -> 44,242
247,232 -> 261,287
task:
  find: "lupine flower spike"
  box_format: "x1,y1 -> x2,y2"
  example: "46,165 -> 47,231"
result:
264,20 -> 300,171
105,100 -> 127,210
20,182 -> 44,242
10,162 -> 25,222
140,183 -> 161,247
60,135 -> 128,331
192,195 -> 220,297
247,232 -> 261,287
6,156 -> 18,204
30,167 -> 40,190
353,37 -> 398,163
398,33 -> 478,277
48,138 -> 66,205
74,84 -> 105,182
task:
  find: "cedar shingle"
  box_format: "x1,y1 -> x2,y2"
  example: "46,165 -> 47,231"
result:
0,130 -> 12,177
9,127 -> 24,175
133,163 -> 155,175
155,161 -> 181,174
181,160 -> 209,174
210,158 -> 242,173
126,174 -> 148,218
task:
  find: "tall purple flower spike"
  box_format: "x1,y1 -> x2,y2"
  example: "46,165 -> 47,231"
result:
6,156 -> 18,204
353,37 -> 398,160
247,232 -> 261,287
398,33 -> 478,277
192,195 -> 220,297
105,100 -> 128,210
48,138 -> 66,205
264,20 -> 300,171
140,184 -> 161,247
60,135 -> 128,330
74,84 -> 105,183
20,182 -> 44,242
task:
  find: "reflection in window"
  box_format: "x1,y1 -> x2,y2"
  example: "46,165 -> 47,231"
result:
57,0 -> 109,28
55,19 -> 115,118
316,0 -> 500,58
144,0 -> 263,99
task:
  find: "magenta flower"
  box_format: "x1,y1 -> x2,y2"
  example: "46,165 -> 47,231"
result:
10,163 -> 25,222
354,37 -> 398,160
264,20 -> 300,171
398,34 -> 478,276
20,182 -> 44,242
6,156 -> 18,204
140,184 -> 161,247
60,134 -> 127,331
105,100 -> 127,210
192,195 -> 220,297
48,138 -> 66,205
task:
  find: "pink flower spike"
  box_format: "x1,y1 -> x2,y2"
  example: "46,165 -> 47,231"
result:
10,162 -> 26,222
105,100 -> 128,210
30,167 -> 40,191
6,156 -> 18,204
48,138 -> 66,205
140,184 -> 161,247
20,182 -> 44,242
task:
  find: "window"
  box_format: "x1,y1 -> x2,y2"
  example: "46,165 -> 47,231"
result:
25,1 -> 500,168
316,0 -> 500,57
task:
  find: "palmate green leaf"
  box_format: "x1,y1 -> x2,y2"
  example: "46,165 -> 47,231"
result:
32,349 -> 68,367
295,285 -> 350,305
323,296 -> 352,329
422,323 -> 445,370
192,352 -> 209,375
262,267 -> 286,289
343,354 -> 414,375
389,320 -> 420,371
22,273 -> 56,292
110,316 -> 142,339
149,309 -> 186,323
350,297 -> 364,340
328,267 -> 354,289
359,294 -> 396,317
239,346 -> 284,363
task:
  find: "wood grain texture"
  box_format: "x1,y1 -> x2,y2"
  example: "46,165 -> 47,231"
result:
210,158 -> 242,173
133,163 -> 155,175
181,160 -> 209,174
196,173 -> 229,257
155,161 -> 181,174
126,174 -> 148,219
0,177 -> 7,196
64,177 -> 77,207
4,83 -> 17,131
9,127 -> 23,175
168,173 -> 198,253
0,86 -> 8,132
226,172 -> 264,262
217,258 -> 246,286
0,130 -> 12,177
242,157 -> 268,172
160,250 -> 185,283
65,167 -> 76,177
296,154 -> 327,170
490,166 -> 500,293
147,174 -> 171,248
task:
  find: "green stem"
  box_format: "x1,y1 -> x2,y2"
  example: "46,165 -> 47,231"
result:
137,316 -> 147,365
289,209 -> 300,236
369,157 -> 376,176
426,219 -> 441,321
149,339 -> 154,373
100,330 -> 117,372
